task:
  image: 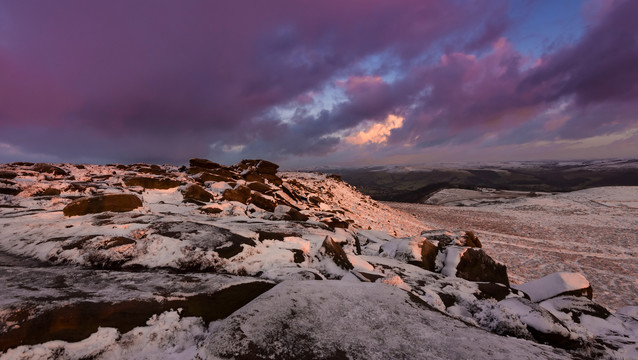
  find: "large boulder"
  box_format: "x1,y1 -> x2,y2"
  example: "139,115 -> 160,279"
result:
250,192 -> 277,212
181,184 -> 213,202
0,171 -> 17,179
63,194 -> 143,216
513,272 -> 592,302
189,158 -> 224,170
255,160 -> 279,175
273,205 -> 309,221
454,248 -> 509,286
222,185 -> 251,204
123,176 -> 182,189
32,163 -> 68,176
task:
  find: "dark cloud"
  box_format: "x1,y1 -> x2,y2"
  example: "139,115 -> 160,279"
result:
0,0 -> 636,166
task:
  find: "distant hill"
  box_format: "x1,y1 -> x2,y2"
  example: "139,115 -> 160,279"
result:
320,159 -> 638,203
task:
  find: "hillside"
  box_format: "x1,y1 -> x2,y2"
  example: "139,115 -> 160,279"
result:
0,160 -> 636,359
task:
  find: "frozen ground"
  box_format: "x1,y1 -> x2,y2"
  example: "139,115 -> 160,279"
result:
388,186 -> 638,309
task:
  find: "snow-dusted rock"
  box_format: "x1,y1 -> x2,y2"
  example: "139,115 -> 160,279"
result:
514,272 -> 592,302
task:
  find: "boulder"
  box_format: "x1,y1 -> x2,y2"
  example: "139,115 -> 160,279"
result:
321,236 -> 353,270
32,188 -> 61,197
189,158 -> 224,170
0,171 -> 17,179
420,238 -> 437,272
513,272 -> 592,302
255,160 -> 279,175
0,181 -> 21,195
246,181 -> 273,194
222,185 -> 251,204
250,192 -> 277,212
273,205 -> 309,221
194,172 -> 234,183
123,176 -> 182,189
455,248 -> 509,286
181,184 -> 213,202
32,163 -> 68,176
464,231 -> 482,248
63,194 -> 143,216
499,298 -> 578,349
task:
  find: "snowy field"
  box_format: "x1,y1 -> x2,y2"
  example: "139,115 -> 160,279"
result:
388,186 -> 638,309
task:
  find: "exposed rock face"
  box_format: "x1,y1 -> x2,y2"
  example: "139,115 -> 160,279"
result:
63,194 -> 143,216
181,184 -> 213,202
123,177 -> 182,189
455,248 -> 509,286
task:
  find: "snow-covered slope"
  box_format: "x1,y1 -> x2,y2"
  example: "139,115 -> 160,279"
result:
0,160 -> 636,359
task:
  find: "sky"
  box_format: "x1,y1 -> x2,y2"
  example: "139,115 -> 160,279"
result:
0,0 -> 637,168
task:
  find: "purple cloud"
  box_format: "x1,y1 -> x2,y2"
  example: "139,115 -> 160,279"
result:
0,0 -> 636,166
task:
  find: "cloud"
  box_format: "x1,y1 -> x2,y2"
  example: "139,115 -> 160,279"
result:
0,0 -> 636,166
346,115 -> 404,145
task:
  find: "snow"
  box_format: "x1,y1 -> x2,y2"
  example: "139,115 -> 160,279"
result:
440,246 -> 467,277
513,272 -> 590,302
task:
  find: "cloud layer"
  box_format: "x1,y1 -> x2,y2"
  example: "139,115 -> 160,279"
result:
0,0 -> 636,166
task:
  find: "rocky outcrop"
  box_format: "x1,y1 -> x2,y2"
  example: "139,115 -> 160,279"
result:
123,176 -> 182,189
63,194 -> 143,216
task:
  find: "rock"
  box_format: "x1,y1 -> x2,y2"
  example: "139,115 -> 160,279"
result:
455,248 -> 509,286
32,188 -> 61,197
137,166 -> 166,175
250,192 -> 277,212
32,163 -> 68,176
0,182 -> 21,195
10,162 -> 34,166
0,171 -> 17,179
246,181 -> 273,194
63,194 -> 143,216
273,205 -> 309,221
464,230 -> 482,248
123,176 -> 182,189
321,236 -> 354,270
190,166 -> 236,179
101,237 -> 136,249
320,216 -> 352,229
420,239 -> 437,272
499,298 -> 578,349
194,172 -> 234,183
540,296 -> 611,323
181,184 -> 213,202
201,207 -> 223,214
189,158 -> 224,170
513,272 -> 592,302
475,282 -> 528,301
255,160 -> 279,175
222,185 -> 251,204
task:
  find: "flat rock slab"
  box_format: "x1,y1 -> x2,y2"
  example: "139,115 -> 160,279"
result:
63,194 -> 143,216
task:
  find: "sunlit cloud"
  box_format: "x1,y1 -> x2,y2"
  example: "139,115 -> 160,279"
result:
346,114 -> 404,145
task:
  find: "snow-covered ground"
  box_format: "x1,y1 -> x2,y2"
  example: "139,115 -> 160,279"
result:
1,162 -> 637,359
389,186 -> 638,309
